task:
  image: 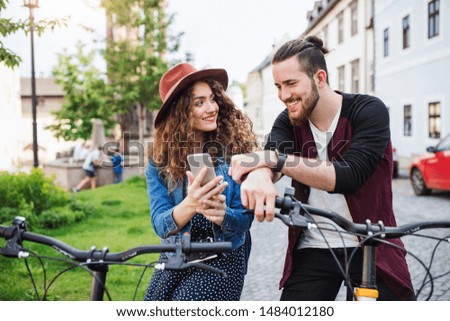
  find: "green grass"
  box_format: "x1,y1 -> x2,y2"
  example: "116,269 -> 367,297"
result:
0,176 -> 161,301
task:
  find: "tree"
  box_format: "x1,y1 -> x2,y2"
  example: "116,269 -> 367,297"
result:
0,0 -> 66,68
45,0 -> 180,147
46,42 -> 116,141
101,0 -> 181,145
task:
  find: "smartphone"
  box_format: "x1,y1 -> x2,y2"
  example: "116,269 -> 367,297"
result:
187,153 -> 216,186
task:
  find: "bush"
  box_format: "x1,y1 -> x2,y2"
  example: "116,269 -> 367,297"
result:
0,207 -> 20,224
38,207 -> 87,228
0,169 -> 67,216
38,209 -> 70,228
33,201 -> 97,229
0,169 -> 88,228
70,200 -> 96,217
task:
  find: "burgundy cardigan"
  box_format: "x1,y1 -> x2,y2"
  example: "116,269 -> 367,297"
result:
266,92 -> 414,300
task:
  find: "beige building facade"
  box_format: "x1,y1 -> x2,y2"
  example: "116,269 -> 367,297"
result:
245,36 -> 290,140
20,77 -> 77,166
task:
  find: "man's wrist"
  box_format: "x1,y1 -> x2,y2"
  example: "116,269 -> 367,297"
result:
265,150 -> 278,169
248,167 -> 274,180
273,149 -> 287,173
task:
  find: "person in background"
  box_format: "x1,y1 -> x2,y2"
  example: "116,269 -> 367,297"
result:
72,141 -> 88,162
144,63 -> 257,301
73,146 -> 102,192
110,146 -> 123,184
229,36 -> 414,301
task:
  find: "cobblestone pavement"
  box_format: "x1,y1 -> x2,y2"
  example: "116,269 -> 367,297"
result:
240,176 -> 450,301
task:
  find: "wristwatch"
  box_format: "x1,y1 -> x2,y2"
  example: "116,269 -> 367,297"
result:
274,149 -> 287,173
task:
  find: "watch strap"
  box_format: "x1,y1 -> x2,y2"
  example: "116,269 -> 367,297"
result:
274,149 -> 287,173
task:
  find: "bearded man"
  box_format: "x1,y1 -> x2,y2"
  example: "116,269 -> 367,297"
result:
229,36 -> 415,301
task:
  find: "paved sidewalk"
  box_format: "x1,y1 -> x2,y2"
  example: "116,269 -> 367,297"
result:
240,216 -> 287,301
240,177 -> 450,301
240,176 -> 290,301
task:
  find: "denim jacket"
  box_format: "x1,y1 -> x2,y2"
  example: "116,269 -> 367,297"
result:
146,158 -> 253,254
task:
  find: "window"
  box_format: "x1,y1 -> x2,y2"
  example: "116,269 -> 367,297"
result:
428,102 -> 441,138
337,11 -> 344,44
428,0 -> 440,38
351,59 -> 360,93
402,15 -> 410,49
350,0 -> 358,36
337,65 -> 345,91
404,105 -> 412,136
383,28 -> 389,57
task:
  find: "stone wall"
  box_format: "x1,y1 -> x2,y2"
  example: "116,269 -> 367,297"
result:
44,158 -> 142,191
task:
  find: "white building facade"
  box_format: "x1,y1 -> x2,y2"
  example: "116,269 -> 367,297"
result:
375,0 -> 449,159
245,0 -> 375,139
304,0 -> 375,95
0,64 -> 23,171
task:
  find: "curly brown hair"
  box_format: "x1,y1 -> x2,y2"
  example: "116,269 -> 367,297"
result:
150,78 -> 258,191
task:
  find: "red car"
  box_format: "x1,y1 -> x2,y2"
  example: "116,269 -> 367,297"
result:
409,133 -> 450,195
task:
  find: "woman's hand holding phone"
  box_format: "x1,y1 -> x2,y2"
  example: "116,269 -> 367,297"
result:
186,167 -> 227,226
196,194 -> 227,226
172,167 -> 227,231
186,167 -> 227,206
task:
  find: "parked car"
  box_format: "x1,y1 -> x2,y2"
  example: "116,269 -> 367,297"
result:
409,133 -> 450,195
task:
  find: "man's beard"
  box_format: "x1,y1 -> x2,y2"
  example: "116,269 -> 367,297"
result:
288,82 -> 319,126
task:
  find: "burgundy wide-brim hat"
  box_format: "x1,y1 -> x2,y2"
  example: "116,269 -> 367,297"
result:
155,63 -> 228,128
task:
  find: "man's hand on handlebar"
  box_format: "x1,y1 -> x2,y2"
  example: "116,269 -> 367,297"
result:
240,168 -> 279,222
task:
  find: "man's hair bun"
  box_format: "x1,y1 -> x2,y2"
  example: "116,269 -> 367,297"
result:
304,35 -> 329,54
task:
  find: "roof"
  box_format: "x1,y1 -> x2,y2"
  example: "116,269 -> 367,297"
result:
20,77 -> 64,97
249,34 -> 292,73
250,53 -> 273,73
304,0 -> 340,35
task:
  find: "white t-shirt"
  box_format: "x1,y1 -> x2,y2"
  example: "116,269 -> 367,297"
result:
298,108 -> 359,249
82,149 -> 100,172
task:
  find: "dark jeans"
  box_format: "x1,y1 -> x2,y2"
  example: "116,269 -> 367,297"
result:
114,172 -> 123,184
280,248 -> 411,301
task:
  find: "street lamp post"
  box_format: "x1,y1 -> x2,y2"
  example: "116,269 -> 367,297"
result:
23,0 -> 39,168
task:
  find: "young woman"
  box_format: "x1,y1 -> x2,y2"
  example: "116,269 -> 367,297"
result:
144,63 -> 258,301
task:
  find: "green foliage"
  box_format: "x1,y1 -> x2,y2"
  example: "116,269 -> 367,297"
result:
0,168 -> 67,218
0,0 -> 67,68
70,199 -> 96,217
101,0 -> 182,139
124,175 -> 146,188
101,199 -> 122,206
0,176 -> 157,300
47,43 -> 116,141
0,169 -> 98,228
39,206 -> 87,229
103,0 -> 172,112
36,199 -> 96,228
0,206 -> 19,224
45,0 -> 181,141
0,37 -> 22,67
